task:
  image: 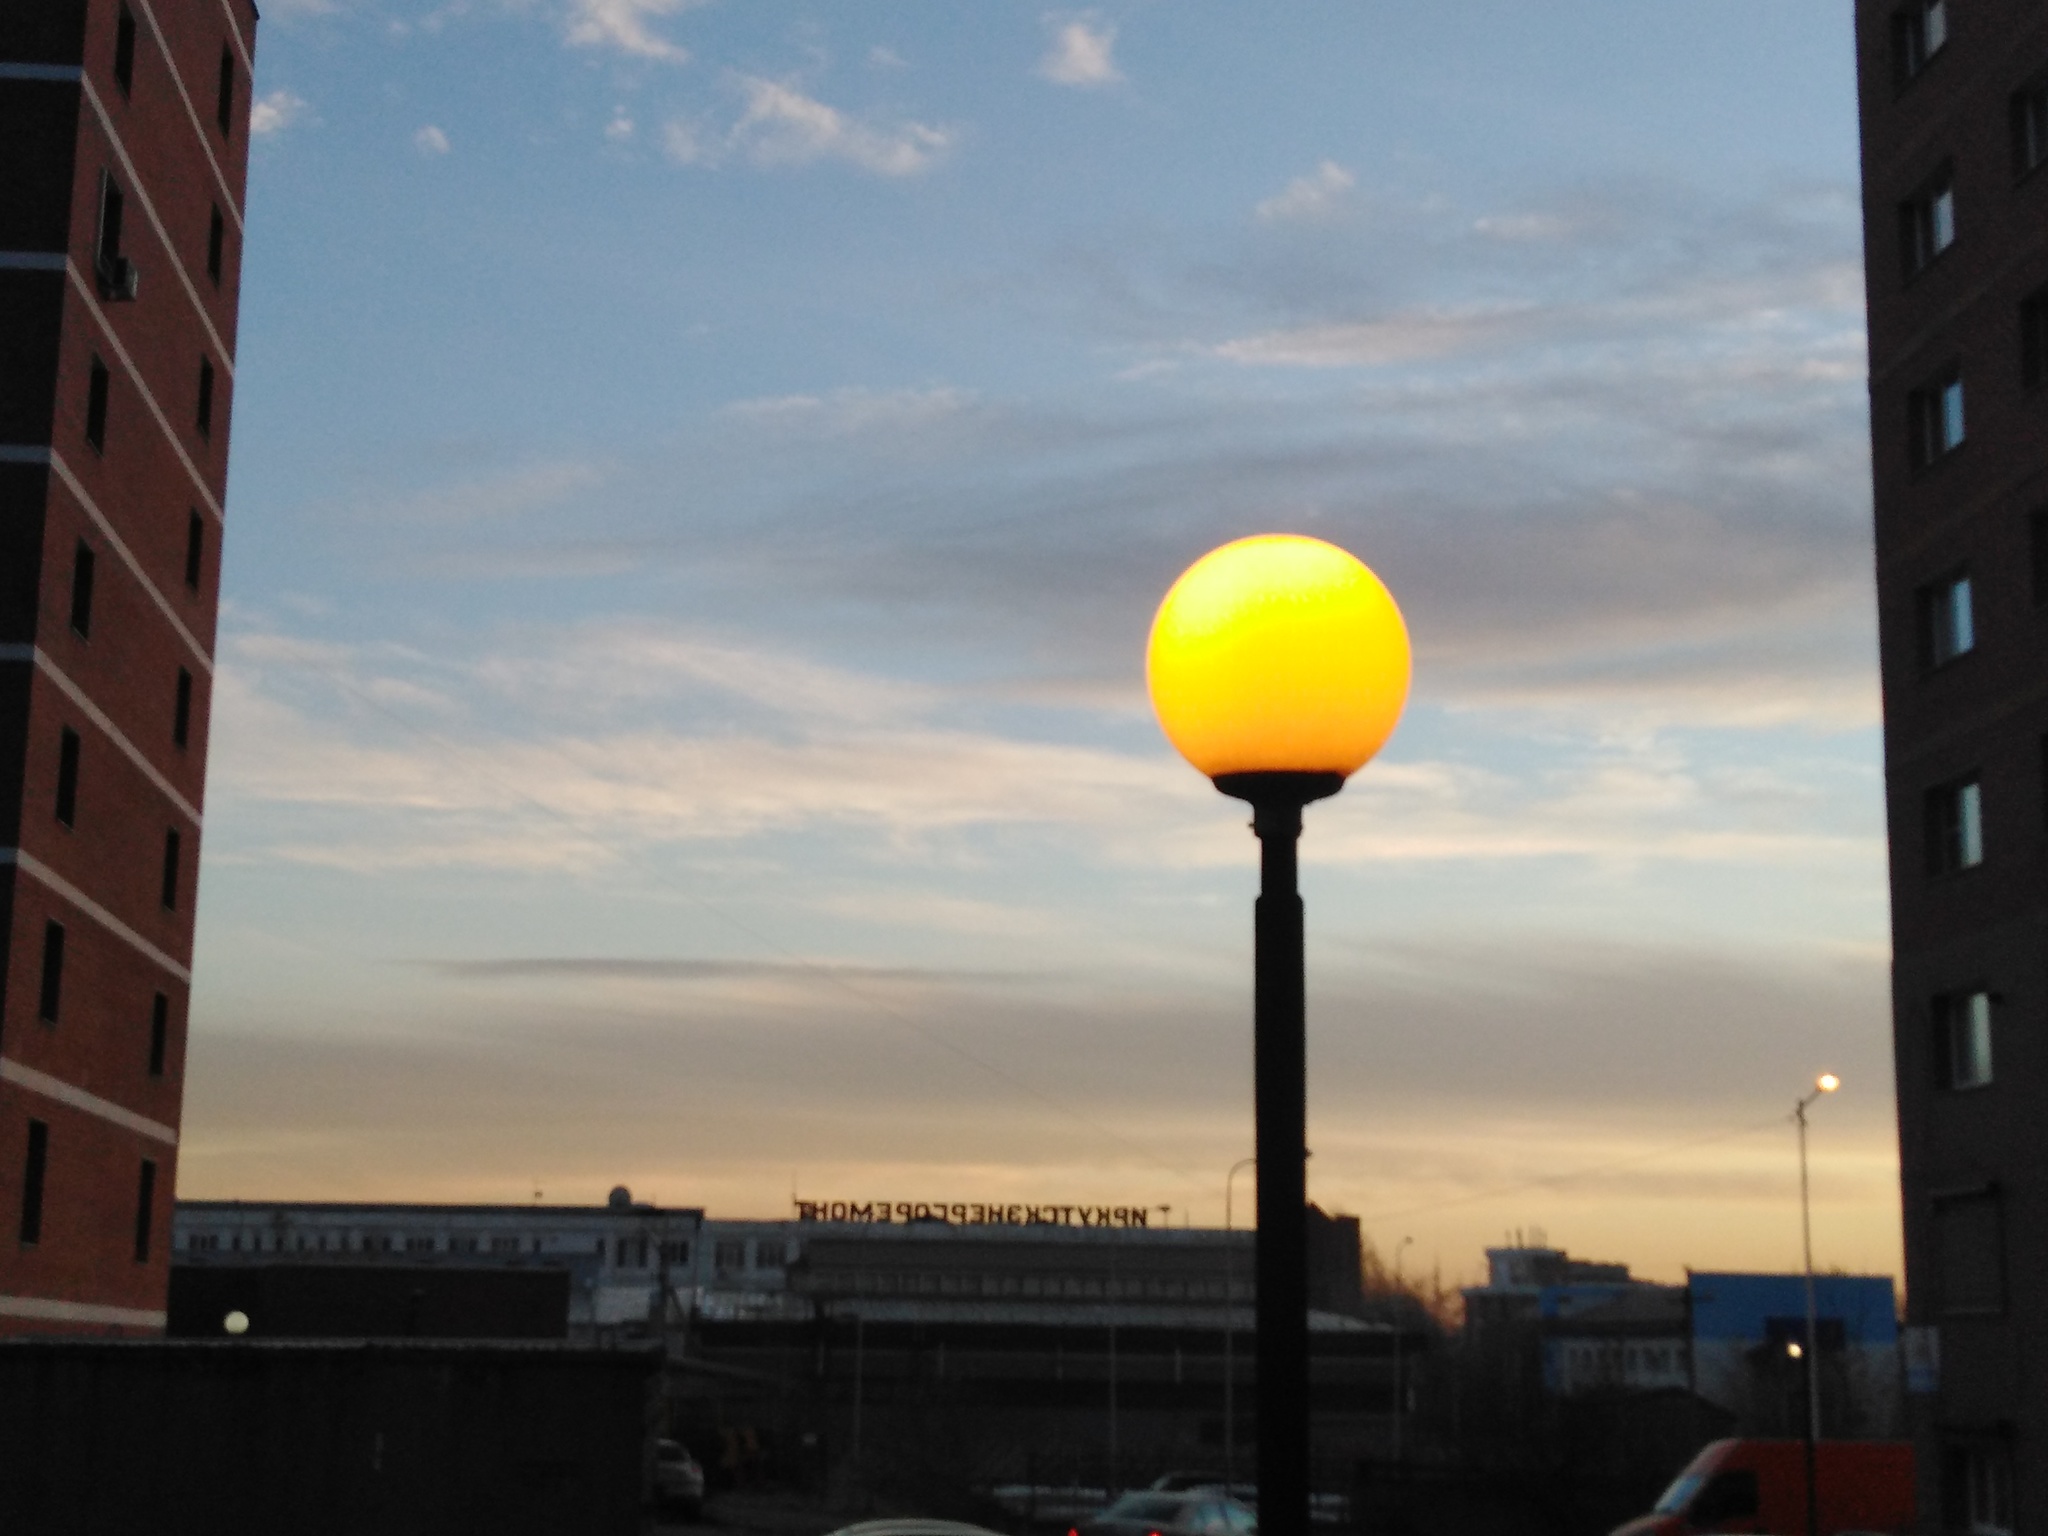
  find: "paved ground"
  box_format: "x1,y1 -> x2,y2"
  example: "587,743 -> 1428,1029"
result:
652,1489 -> 849,1536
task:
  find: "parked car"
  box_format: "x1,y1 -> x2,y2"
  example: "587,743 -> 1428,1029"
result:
1074,1491 -> 1259,1536
1610,1439 -> 1915,1536
1150,1472 -> 1228,1493
826,1522 -> 1009,1536
652,1438 -> 706,1520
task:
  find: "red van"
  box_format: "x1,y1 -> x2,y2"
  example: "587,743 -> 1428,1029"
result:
1610,1439 -> 1915,1536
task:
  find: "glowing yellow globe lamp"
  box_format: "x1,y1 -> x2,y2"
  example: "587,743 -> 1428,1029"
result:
1147,534 -> 1410,799
1143,532 -> 1410,1536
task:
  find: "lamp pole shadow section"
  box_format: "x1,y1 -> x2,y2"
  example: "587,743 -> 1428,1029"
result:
1222,768 -> 1342,1536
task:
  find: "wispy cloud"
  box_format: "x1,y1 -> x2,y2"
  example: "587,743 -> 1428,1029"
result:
249,90 -> 309,135
661,77 -> 952,177
1038,15 -> 1122,87
413,124 -> 451,155
1255,160 -> 1355,224
564,0 -> 694,62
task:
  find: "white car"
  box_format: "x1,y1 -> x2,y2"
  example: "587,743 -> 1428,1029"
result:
652,1438 -> 705,1520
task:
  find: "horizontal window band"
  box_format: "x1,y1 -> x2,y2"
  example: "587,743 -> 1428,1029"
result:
79,74 -> 241,358
39,448 -> 216,673
121,4 -> 245,234
0,64 -> 84,82
0,445 -> 53,464
0,251 -> 68,271
1,646 -> 204,826
0,847 -> 193,984
67,262 -> 227,527
0,1293 -> 168,1328
0,1057 -> 179,1146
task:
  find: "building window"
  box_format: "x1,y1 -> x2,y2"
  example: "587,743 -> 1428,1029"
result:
189,1232 -> 218,1253
96,172 -> 127,290
174,668 -> 193,748
216,46 -> 234,133
2022,284 -> 2048,391
70,540 -> 95,636
161,828 -> 181,909
2014,71 -> 2048,178
86,355 -> 110,453
149,993 -> 168,1076
1935,1189 -> 2004,1315
37,921 -> 65,1023
755,1239 -> 787,1268
405,1235 -> 436,1254
207,206 -> 225,285
489,1235 -> 518,1254
196,358 -> 215,437
659,1239 -> 690,1265
1926,776 -> 1984,873
1893,0 -> 1948,83
1916,570 -> 1974,666
1934,989 -> 1994,1088
19,1120 -> 49,1245
113,4 -> 137,96
714,1239 -> 747,1271
1909,371 -> 1966,469
55,726 -> 80,826
450,1235 -> 478,1254
1899,169 -> 1956,278
2032,507 -> 2048,606
185,511 -> 205,590
134,1159 -> 156,1261
1943,1440 -> 2014,1536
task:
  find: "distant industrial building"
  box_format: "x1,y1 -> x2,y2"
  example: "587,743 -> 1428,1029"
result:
1854,1 -> 2048,1529
2,0 -> 256,1336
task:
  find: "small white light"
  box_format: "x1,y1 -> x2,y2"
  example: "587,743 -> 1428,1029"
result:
1786,1340 -> 1803,1359
223,1310 -> 250,1336
1816,1073 -> 1841,1094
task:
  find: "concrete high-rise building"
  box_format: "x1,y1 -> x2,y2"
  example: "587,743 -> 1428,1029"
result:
1857,2 -> 2048,1530
1,0 -> 255,1334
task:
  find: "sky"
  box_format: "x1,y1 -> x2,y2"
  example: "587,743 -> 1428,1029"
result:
184,0 -> 1897,1290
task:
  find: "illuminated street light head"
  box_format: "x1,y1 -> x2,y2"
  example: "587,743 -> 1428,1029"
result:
1817,1073 -> 1841,1094
1146,534 -> 1411,793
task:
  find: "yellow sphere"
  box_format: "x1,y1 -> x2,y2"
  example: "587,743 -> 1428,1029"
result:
1146,534 -> 1411,780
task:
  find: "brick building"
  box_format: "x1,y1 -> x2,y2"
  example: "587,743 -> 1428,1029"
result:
1,0 -> 256,1334
1855,2 -> 2048,1531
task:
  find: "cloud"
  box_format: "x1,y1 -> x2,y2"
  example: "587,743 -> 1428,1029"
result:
1211,304 -> 1531,368
413,124 -> 451,155
729,75 -> 952,176
249,90 -> 309,135
564,0 -> 693,62
605,108 -> 635,143
868,45 -> 908,70
1255,160 -> 1356,224
1039,15 -> 1123,87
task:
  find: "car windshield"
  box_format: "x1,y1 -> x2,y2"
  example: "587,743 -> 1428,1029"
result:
655,1442 -> 689,1463
1107,1497 -> 1188,1522
1653,1472 -> 1705,1515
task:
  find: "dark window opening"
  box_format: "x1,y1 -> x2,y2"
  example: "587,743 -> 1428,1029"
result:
2022,285 -> 2048,391
94,174 -> 137,303
1909,371 -> 1966,469
1915,569 -> 1974,666
2014,73 -> 2048,178
1898,169 -> 1955,279
134,1159 -> 157,1262
1941,1439 -> 2014,1536
1935,1190 -> 2004,1316
161,829 -> 181,910
1893,0 -> 1949,84
85,356 -> 110,453
196,357 -> 214,438
1932,989 -> 1994,1089
173,668 -> 192,748
19,1121 -> 49,1245
37,921 -> 65,1023
207,206 -> 225,285
1926,775 -> 1984,874
150,993 -> 169,1077
55,726 -> 80,827
185,511 -> 205,590
69,540 -> 95,637
113,5 -> 136,96
216,46 -> 234,133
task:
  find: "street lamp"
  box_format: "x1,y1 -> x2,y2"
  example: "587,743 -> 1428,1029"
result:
1223,1155 -> 1256,1497
1149,535 -> 1412,1536
1795,1071 -> 1840,1536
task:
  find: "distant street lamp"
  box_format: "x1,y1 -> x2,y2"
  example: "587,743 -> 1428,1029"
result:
1223,1154 -> 1256,1497
1796,1071 -> 1841,1536
1149,535 -> 1412,1536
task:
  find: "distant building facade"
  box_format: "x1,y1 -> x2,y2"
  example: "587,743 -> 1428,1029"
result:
1854,2 -> 2048,1530
2,0 -> 256,1336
